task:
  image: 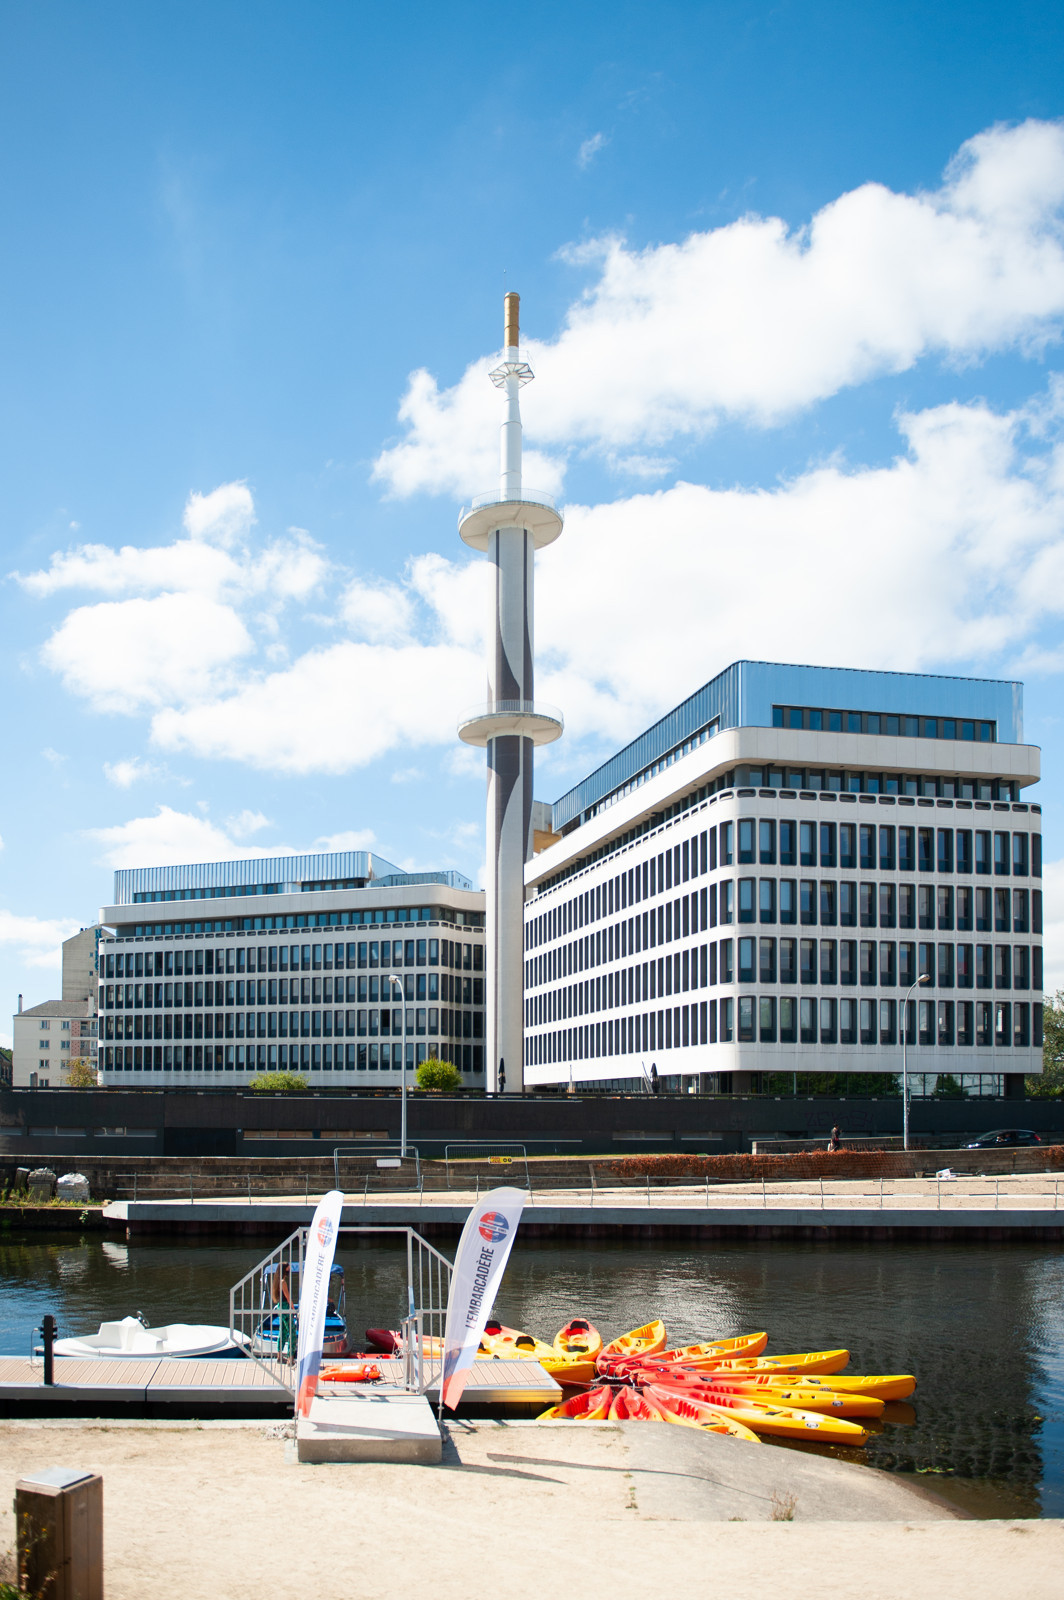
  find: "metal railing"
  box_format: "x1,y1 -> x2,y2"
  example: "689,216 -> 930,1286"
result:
333,1144 -> 420,1188
229,1224 -> 452,1398
443,1143 -> 530,1188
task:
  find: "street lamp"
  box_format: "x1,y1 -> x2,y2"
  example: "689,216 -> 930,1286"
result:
901,972 -> 931,1152
389,976 -> 409,1159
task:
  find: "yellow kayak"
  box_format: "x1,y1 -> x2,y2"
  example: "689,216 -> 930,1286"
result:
476,1321 -> 556,1362
707,1371 -> 915,1403
597,1320 -> 667,1373
648,1383 -> 867,1445
694,1381 -> 883,1418
540,1319 -> 604,1386
655,1332 -> 768,1368
709,1349 -> 850,1377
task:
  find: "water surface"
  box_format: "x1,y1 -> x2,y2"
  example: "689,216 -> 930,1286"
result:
1,1229 -> 1061,1518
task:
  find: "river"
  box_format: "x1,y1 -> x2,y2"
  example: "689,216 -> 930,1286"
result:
1,1229 -> 1061,1518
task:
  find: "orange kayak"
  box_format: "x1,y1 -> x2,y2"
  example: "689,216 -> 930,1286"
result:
597,1321 -> 668,1374
680,1380 -> 883,1418
319,1361 -> 382,1383
538,1384 -> 614,1421
541,1319 -> 604,1386
647,1385 -> 761,1442
609,1386 -> 667,1421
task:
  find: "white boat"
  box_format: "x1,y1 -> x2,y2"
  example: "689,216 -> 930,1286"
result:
53,1315 -> 239,1359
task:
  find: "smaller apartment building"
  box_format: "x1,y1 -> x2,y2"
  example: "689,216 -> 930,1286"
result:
524,661 -> 1043,1095
95,850 -> 487,1085
11,927 -> 102,1087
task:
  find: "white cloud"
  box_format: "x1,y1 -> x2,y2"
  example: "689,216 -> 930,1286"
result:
151,638 -> 483,774
578,132 -> 608,169
86,807 -> 378,871
41,748 -> 65,766
340,578 -> 414,644
390,767 -> 425,784
103,757 -> 164,788
374,120 -> 1064,498
42,593 -> 254,714
0,910 -> 81,970
183,481 -> 255,546
225,809 -> 271,839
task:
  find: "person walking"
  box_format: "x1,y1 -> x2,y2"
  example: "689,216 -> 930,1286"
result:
828,1124 -> 841,1153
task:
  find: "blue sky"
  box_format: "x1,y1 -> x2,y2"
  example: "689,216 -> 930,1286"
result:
4,0 -> 1064,1040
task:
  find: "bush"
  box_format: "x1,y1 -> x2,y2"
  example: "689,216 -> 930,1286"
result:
247,1071 -> 309,1093
415,1058 -> 463,1093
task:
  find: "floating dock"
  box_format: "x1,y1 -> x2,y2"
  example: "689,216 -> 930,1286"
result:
0,1354 -> 559,1421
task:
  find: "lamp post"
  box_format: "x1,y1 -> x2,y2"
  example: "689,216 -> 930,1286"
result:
389,976 -> 408,1159
902,973 -> 930,1152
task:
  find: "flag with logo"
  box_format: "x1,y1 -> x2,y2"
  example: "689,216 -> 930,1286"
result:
295,1188 -> 345,1417
440,1186 -> 526,1410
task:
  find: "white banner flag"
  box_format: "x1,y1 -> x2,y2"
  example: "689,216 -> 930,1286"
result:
441,1186 -> 526,1410
295,1189 -> 345,1417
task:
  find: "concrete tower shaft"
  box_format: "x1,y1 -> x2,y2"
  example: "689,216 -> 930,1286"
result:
457,295 -> 563,1092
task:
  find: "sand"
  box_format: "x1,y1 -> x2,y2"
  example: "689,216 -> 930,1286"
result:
2,1418 -> 1061,1600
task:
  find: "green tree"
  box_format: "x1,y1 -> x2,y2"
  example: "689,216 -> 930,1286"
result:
1027,991 -> 1064,1097
247,1071 -> 309,1093
415,1058 -> 462,1093
64,1058 -> 98,1088
763,1071 -> 900,1097
933,1073 -> 967,1098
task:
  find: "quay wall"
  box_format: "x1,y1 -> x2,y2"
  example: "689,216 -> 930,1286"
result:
3,1086 -> 1063,1165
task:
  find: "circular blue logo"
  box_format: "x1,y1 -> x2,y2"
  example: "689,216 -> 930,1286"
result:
478,1211 -> 509,1243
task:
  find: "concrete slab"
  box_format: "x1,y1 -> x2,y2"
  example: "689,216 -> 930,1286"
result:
296,1390 -> 442,1464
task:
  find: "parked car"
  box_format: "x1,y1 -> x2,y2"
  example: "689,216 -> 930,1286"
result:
965,1129 -> 1042,1149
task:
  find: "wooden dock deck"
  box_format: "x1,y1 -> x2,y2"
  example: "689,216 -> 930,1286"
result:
0,1354 -> 559,1415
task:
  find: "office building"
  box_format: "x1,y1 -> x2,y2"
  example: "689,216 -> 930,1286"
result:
524,661 -> 1043,1095
94,850 -> 486,1084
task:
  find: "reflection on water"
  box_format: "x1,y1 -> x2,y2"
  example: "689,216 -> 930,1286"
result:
1,1230 -> 1061,1518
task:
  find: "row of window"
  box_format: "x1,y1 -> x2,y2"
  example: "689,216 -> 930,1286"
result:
101,1043 -> 486,1073
525,881 -> 1042,996
771,704 -> 996,741
526,937 -> 1042,1029
101,1008 -> 482,1041
100,973 -> 482,1009
126,908 -> 484,937
733,769 -> 1017,799
732,820 -> 1038,875
102,938 -> 483,980
729,881 -> 1041,931
529,820 -> 1041,958
527,998 -> 1042,1068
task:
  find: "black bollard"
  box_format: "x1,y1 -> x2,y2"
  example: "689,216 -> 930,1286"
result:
42,1313 -> 56,1385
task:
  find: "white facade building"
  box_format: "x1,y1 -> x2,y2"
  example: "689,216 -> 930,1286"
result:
11,927 -> 101,1087
524,661 -> 1043,1095
94,851 -> 486,1085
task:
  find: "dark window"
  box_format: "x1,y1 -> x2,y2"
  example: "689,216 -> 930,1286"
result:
819,822 -> 836,868
780,995 -> 797,1042
880,999 -> 897,1046
759,819 -> 776,864
738,996 -> 756,1042
820,939 -> 837,985
779,938 -> 798,984
938,943 -> 954,987
918,829 -> 934,872
859,825 -> 876,871
918,885 -> 935,930
840,997 -> 857,1044
860,883 -> 877,927
976,945 -> 992,989
738,938 -> 755,984
800,882 -> 817,925
779,820 -> 797,866
879,942 -> 896,986
976,887 -> 991,932
994,832 -> 1010,876
860,999 -> 876,1044
957,1000 -> 973,1044
759,879 -> 776,924
800,939 -> 817,984
819,881 -> 836,926
975,830 -> 991,874
820,997 -> 837,1044
800,822 -> 816,867
898,884 -> 915,929
899,827 -> 916,872
800,997 -> 817,1043
957,945 -> 974,988
840,940 -> 857,986
899,942 -> 915,986
738,879 -> 756,923
995,946 -> 1011,989
779,880 -> 797,925
840,882 -> 857,927
878,826 -> 895,871
759,996 -> 776,1042
938,830 -> 953,874
956,830 -> 972,873
937,886 -> 954,930
956,886 -> 973,931
759,937 -> 776,983
839,824 -> 856,870
994,888 -> 1010,933
860,941 -> 876,986
738,820 -> 755,864
879,883 -> 896,928
1013,834 -> 1028,877
1013,890 -> 1029,934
